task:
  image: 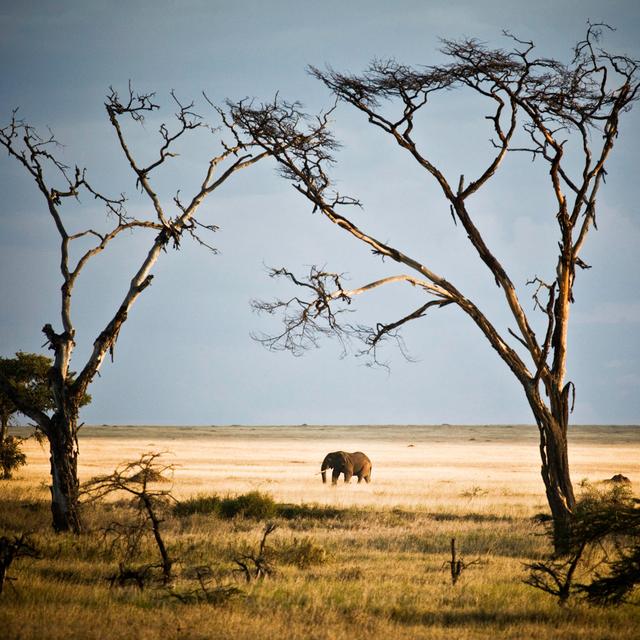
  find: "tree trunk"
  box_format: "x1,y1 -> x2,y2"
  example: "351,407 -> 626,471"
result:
142,494 -> 172,584
0,414 -> 9,479
528,390 -> 576,554
540,425 -> 575,553
48,411 -> 82,533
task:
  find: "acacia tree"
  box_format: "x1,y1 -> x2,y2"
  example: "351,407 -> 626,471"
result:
0,87 -> 269,533
0,352 -> 90,479
230,25 -> 639,551
0,353 -> 51,478
83,452 -> 176,585
1,353 -> 59,478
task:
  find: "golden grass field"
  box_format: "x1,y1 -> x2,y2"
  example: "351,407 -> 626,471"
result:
2,424 -> 639,639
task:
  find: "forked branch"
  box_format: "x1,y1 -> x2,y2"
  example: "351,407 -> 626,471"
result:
252,266 -> 454,358
236,26 -> 638,394
233,97 -> 532,381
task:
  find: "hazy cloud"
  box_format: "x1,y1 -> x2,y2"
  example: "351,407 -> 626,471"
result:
1,1 -> 638,425
573,302 -> 640,325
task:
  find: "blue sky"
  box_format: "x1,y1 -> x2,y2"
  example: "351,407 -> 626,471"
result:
1,0 -> 639,425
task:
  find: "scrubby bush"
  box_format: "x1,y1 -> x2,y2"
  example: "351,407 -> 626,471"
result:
220,491 -> 276,520
174,494 -> 222,517
83,453 -> 176,585
275,536 -> 327,568
168,565 -> 244,605
174,491 -> 276,520
0,436 -> 27,479
0,533 -> 40,594
525,482 -> 640,606
232,523 -> 279,582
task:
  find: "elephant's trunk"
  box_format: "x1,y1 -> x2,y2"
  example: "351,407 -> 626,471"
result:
320,455 -> 330,484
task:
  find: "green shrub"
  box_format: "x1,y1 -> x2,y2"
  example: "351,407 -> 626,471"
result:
175,491 -> 276,520
174,494 -> 222,517
219,491 -> 276,520
0,435 -> 27,479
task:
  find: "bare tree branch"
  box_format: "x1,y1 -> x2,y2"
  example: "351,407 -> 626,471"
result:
0,87 -> 269,532
236,26 -> 639,553
232,97 -> 533,383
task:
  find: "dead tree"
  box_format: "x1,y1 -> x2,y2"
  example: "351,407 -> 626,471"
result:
230,25 -> 639,553
233,523 -> 277,582
0,86 -> 269,533
524,540 -> 588,605
169,565 -> 245,604
445,538 -> 480,586
0,534 -> 40,595
83,452 -> 176,584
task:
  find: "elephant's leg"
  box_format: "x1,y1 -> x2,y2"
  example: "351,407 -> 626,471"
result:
344,471 -> 353,483
357,474 -> 363,483
332,469 -> 340,485
364,474 -> 371,483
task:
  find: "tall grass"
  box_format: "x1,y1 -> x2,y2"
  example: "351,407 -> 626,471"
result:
1,482 -> 638,639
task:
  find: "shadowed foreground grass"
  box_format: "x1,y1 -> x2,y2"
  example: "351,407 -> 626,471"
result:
1,483 -> 638,640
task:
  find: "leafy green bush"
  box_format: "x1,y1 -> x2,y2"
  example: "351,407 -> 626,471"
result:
174,491 -> 276,520
174,494 -> 222,517
219,491 -> 276,520
0,436 -> 27,479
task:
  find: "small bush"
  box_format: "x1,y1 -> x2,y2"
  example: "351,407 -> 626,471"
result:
0,533 -> 40,594
174,494 -> 222,517
0,436 -> 27,479
220,491 -> 276,520
233,523 -> 278,582
524,482 -> 640,606
175,491 -> 276,520
275,536 -> 327,568
460,486 -> 488,499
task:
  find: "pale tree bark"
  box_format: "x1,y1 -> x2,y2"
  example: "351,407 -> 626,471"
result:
231,25 -> 639,553
0,87 -> 268,532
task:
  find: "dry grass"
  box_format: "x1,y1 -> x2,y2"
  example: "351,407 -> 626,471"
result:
1,424 -> 639,639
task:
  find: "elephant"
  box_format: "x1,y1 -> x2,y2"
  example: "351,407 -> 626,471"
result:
321,451 -> 372,485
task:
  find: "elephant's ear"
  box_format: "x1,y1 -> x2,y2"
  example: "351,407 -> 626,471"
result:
322,452 -> 338,468
339,451 -> 352,469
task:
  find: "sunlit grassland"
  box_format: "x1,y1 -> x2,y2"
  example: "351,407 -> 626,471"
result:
1,424 -> 639,639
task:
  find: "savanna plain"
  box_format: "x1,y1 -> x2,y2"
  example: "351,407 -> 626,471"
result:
2,424 -> 639,639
